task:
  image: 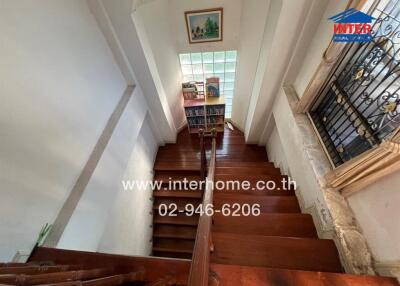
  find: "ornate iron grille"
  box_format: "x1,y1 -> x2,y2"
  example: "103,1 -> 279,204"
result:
310,0 -> 400,167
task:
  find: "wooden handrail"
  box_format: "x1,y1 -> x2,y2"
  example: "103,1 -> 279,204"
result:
199,129 -> 207,181
188,129 -> 217,286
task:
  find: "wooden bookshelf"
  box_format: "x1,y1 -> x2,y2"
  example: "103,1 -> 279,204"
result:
184,96 -> 225,134
182,81 -> 225,134
205,96 -> 225,133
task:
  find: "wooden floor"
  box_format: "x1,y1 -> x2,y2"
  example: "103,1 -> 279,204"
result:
151,125 -> 399,285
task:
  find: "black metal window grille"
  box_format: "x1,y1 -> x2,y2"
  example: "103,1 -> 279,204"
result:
310,0 -> 400,167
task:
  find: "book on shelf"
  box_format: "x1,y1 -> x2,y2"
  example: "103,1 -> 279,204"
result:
206,77 -> 220,97
182,81 -> 205,100
183,91 -> 199,100
207,117 -> 224,124
187,117 -> 205,126
206,105 -> 225,115
185,106 -> 204,117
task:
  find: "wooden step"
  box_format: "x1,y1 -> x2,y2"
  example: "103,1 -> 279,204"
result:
216,154 -> 268,162
215,166 -> 282,175
211,233 -> 342,272
153,190 -> 202,199
153,238 -> 194,255
153,174 -> 201,184
154,161 -> 200,171
215,174 -> 288,183
153,225 -> 197,240
152,251 -> 192,260
214,188 -> 295,196
216,162 -> 275,168
211,264 -> 399,286
154,153 -> 200,161
213,193 -> 301,213
214,174 -> 294,191
212,213 -> 317,238
153,213 -> 199,226
153,197 -> 202,210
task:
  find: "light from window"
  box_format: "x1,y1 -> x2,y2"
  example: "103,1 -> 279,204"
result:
179,51 -> 237,118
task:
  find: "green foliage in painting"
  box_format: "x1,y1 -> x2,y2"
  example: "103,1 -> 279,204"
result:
204,17 -> 219,37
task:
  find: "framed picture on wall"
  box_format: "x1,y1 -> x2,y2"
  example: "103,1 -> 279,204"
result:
185,8 -> 223,44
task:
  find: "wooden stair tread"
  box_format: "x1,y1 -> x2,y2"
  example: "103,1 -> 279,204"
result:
213,193 -> 300,213
215,174 -> 288,181
217,162 -> 275,167
214,189 -> 295,196
213,213 -> 317,238
152,251 -> 193,260
153,174 -> 201,183
153,239 -> 194,254
153,214 -> 199,226
153,225 -> 197,240
211,232 -> 342,272
154,161 -> 201,172
153,190 -> 202,198
215,166 -> 282,175
211,264 -> 399,286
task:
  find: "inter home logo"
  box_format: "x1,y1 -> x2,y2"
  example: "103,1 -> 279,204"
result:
329,8 -> 375,42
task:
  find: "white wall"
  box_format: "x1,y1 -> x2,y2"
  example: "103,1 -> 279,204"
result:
58,89 -> 157,253
98,115 -> 157,256
348,172 -> 400,262
270,89 -> 331,218
134,0 -> 186,130
266,120 -> 290,176
90,0 -> 177,143
0,0 -> 125,261
245,0 -> 311,142
293,0 -> 347,96
231,0 -> 270,130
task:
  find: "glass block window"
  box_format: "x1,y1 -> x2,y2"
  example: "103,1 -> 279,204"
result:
179,50 -> 237,118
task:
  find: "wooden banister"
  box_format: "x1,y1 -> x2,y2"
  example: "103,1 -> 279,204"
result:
188,129 -> 217,286
199,129 -> 207,181
0,264 -> 37,268
0,265 -> 81,275
0,268 -> 114,285
42,271 -> 145,286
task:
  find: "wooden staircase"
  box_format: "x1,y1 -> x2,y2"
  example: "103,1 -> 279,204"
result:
6,126 -> 396,286
151,126 -> 399,285
151,131 -> 204,259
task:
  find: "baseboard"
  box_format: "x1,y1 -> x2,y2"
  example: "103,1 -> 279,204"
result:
295,189 -> 334,239
177,122 -> 188,132
226,119 -> 243,132
374,261 -> 400,282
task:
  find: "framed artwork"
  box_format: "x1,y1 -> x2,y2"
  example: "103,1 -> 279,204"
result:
185,8 -> 223,44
